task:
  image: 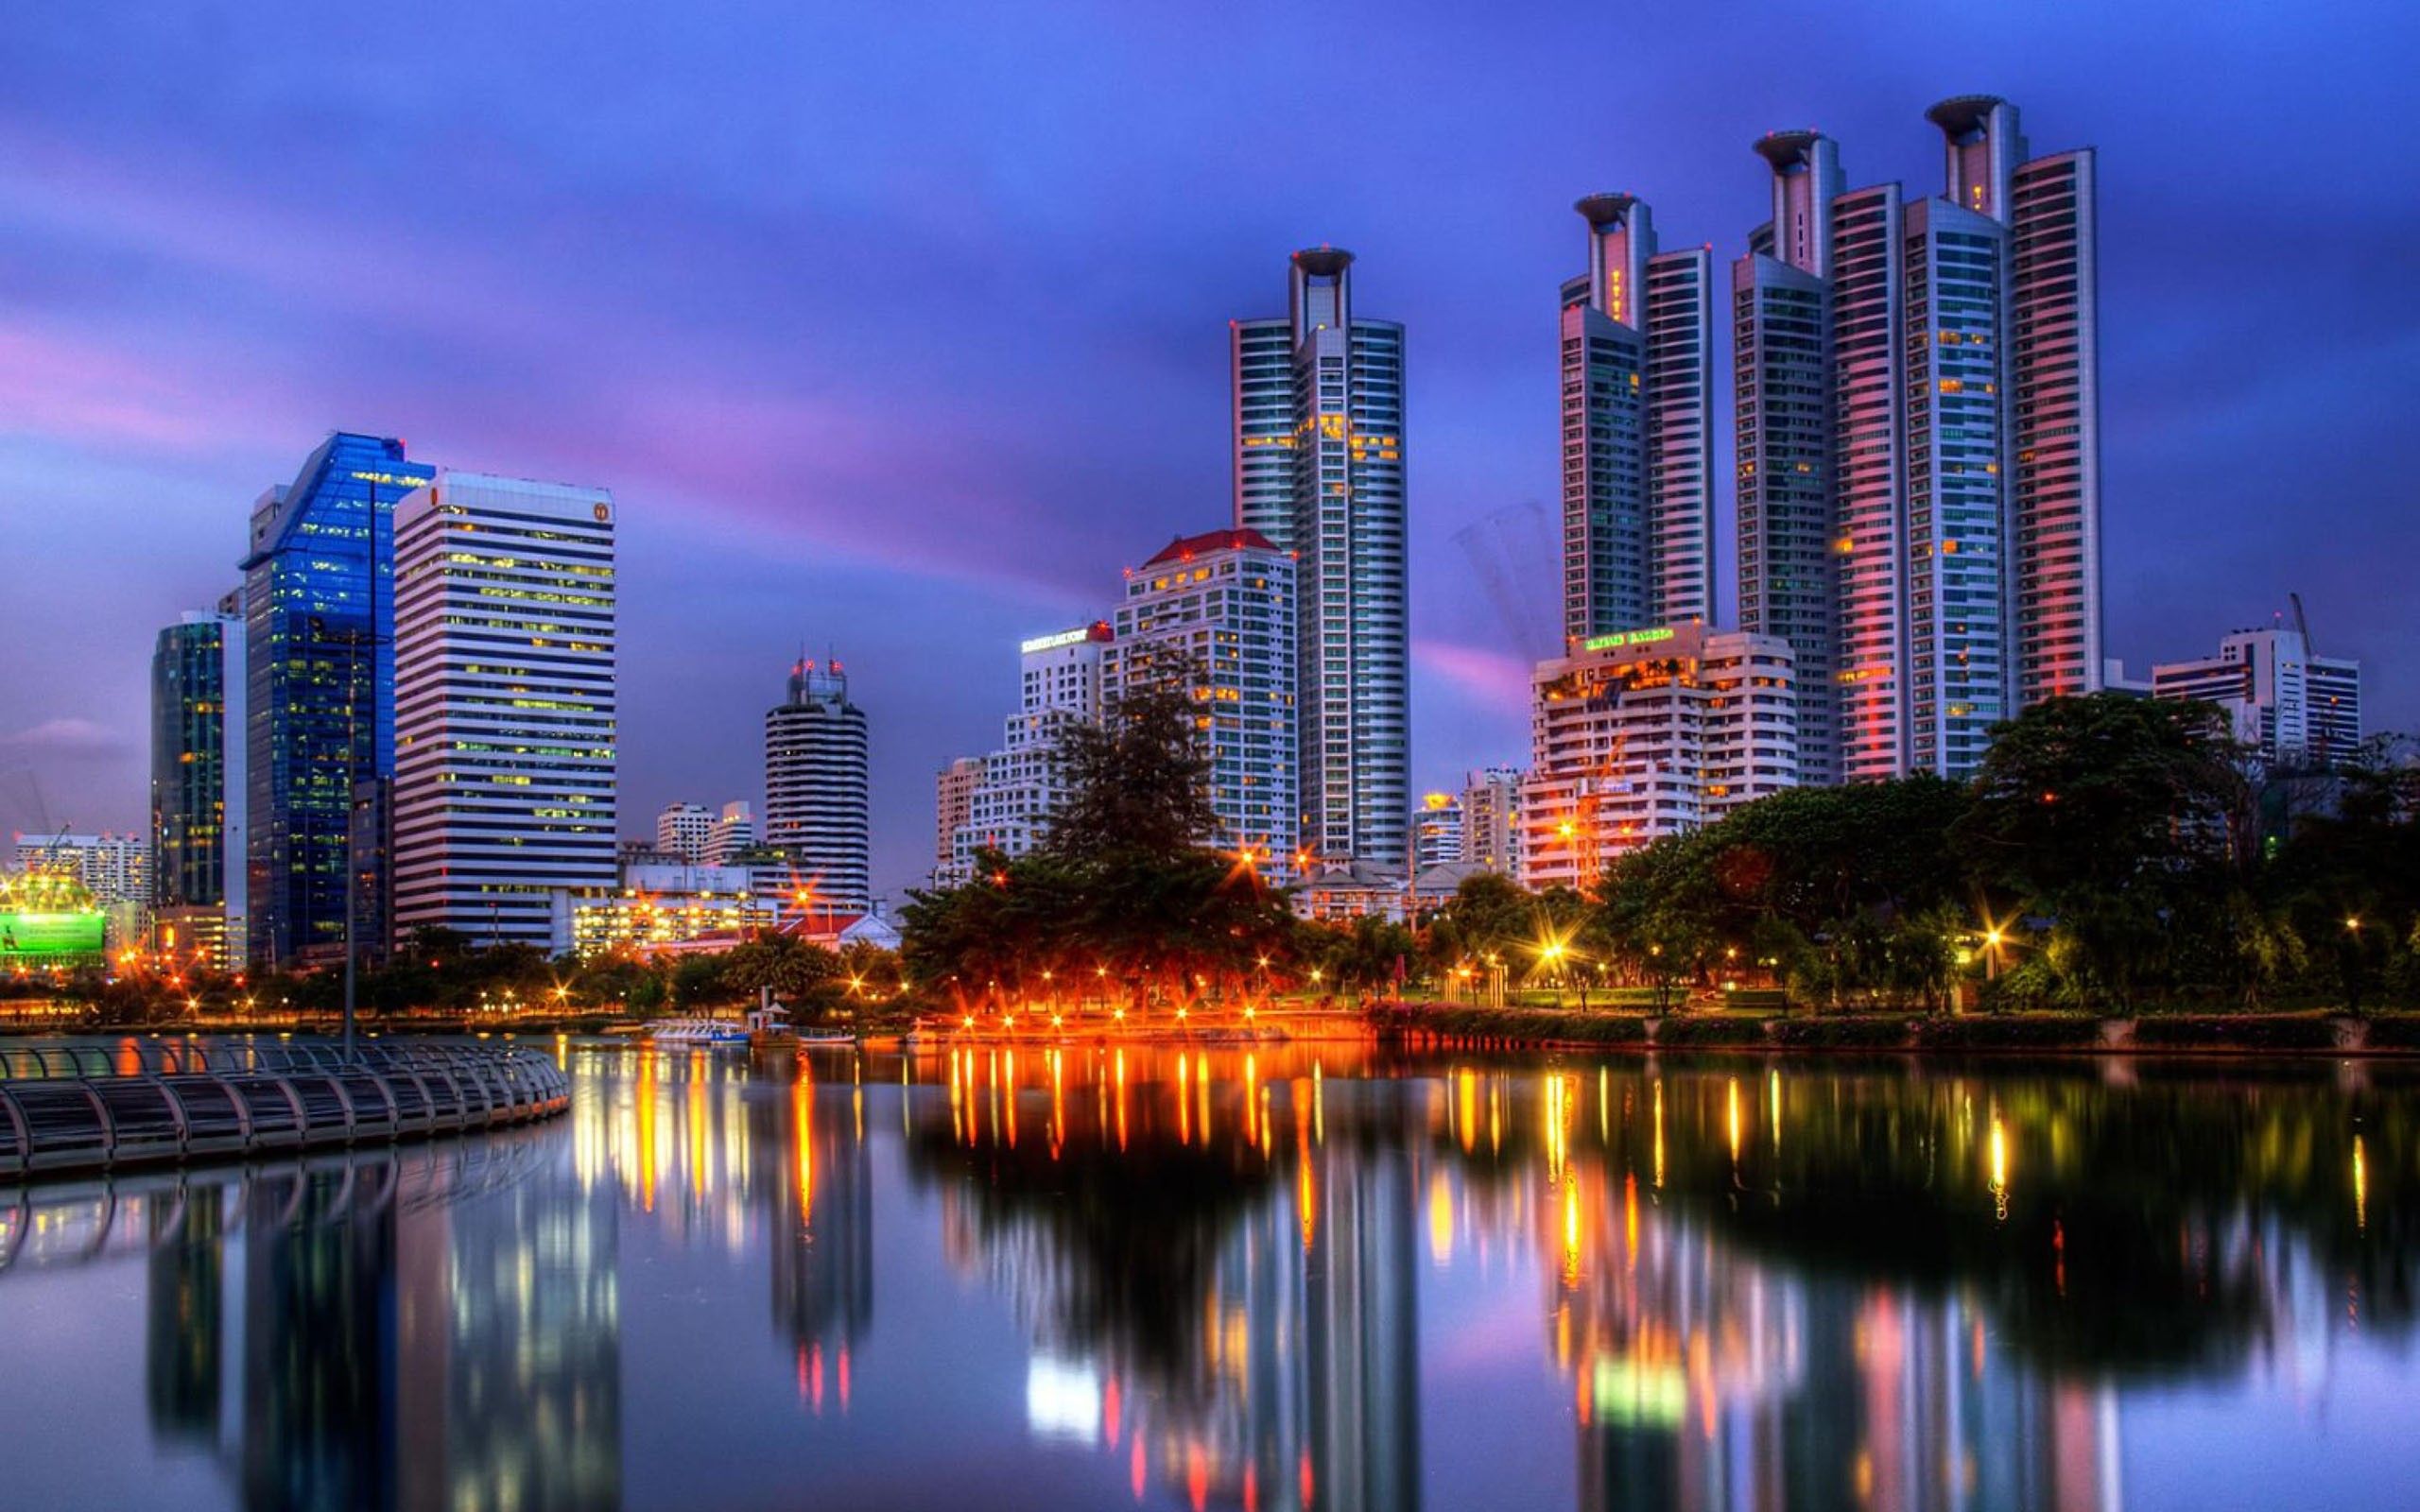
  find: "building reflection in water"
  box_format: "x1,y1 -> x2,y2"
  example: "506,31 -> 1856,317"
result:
8,1042 -> 2405,1512
106,1127 -> 622,1512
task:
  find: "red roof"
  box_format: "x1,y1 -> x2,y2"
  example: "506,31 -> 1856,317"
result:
1144,528 -> 1278,567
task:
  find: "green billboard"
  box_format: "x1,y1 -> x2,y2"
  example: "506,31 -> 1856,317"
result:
0,911 -> 106,963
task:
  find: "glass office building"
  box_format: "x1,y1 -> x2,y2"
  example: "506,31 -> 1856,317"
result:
239,433 -> 434,967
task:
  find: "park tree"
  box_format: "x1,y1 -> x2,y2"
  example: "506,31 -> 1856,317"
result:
1045,660 -> 1220,864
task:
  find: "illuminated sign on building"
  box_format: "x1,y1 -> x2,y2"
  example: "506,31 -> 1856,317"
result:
1019,622 -> 1114,655
1581,626 -> 1679,653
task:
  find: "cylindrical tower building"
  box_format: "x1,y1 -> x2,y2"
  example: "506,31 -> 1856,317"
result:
764,658 -> 872,914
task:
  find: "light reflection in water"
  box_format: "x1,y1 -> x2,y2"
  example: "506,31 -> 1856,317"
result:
0,1042 -> 2410,1512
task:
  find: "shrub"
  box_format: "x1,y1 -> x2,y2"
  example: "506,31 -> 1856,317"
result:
1768,1016 -> 1915,1049
1651,1016 -> 1772,1048
2128,1014 -> 2341,1051
1916,1015 -> 2103,1050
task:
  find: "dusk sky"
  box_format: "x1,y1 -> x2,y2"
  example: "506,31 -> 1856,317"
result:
1,1 -> 2412,902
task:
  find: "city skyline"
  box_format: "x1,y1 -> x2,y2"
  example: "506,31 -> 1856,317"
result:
1,6 -> 2412,902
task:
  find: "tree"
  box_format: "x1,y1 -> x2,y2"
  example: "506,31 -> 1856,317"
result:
1045,658 -> 1220,864
1951,693 -> 2244,1006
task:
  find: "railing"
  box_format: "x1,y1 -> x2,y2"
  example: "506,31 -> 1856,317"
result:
0,1039 -> 570,1182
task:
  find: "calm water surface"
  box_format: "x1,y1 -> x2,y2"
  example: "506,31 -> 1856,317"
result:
1,1041 -> 2413,1511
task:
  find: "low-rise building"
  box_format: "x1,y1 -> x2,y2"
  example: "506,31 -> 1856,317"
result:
1519,624 -> 1797,891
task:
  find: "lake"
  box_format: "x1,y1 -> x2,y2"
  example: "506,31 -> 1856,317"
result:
0,1040 -> 2411,1510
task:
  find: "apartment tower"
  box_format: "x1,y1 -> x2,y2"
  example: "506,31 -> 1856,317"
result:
1232,249 -> 1409,871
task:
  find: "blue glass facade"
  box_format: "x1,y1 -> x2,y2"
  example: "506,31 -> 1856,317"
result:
240,434 -> 433,967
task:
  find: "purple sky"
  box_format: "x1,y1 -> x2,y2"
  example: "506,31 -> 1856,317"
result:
1,2 -> 2412,902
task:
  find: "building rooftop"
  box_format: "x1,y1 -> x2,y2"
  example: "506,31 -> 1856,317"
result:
1143,528 -> 1280,568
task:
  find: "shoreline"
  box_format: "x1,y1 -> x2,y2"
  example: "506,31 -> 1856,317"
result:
1370,1005 -> 2420,1058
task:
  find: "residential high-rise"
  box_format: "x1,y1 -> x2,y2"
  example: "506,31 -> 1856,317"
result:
2152,627 -> 2361,769
1413,793 -> 1465,868
1519,624 -> 1798,891
703,801 -> 755,866
1558,195 -> 1716,640
391,472 -> 618,948
950,622 -> 1113,878
1460,766 -> 1524,878
1734,98 -> 2101,783
1107,530 -> 1297,874
934,757 -> 984,880
764,658 -> 871,913
239,433 -> 435,966
150,598 -> 248,968
656,802 -> 711,862
1232,248 -> 1408,869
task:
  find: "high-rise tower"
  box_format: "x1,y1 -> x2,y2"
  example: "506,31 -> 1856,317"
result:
391,472 -> 618,948
1559,195 -> 1715,640
1231,249 -> 1408,870
1733,98 -> 2101,783
150,598 -> 248,968
764,658 -> 871,913
238,433 -> 435,967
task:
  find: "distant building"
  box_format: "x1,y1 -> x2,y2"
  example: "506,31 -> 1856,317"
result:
556,859 -> 777,957
949,623 -> 1113,880
2153,627 -> 2361,769
1413,793 -> 1464,868
934,757 -> 984,880
392,472 -> 618,949
1107,530 -> 1297,877
656,802 -> 711,862
150,599 -> 248,969
765,658 -> 871,913
14,833 -> 149,909
1460,766 -> 1524,878
1233,248 -> 1408,870
703,800 -> 756,866
1520,624 -> 1798,892
239,433 -> 435,967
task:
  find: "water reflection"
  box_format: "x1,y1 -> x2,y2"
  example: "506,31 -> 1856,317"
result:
0,1045 -> 2411,1510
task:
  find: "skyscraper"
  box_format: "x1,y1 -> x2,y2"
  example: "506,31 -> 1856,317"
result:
150,598 -> 248,968
703,800 -> 756,866
391,472 -> 618,948
1232,248 -> 1409,870
239,433 -> 435,966
1107,529 -> 1297,874
765,659 -> 871,913
1734,98 -> 2101,783
1559,195 -> 1716,640
934,757 -> 984,881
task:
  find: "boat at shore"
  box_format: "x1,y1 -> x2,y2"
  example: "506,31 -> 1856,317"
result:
648,1017 -> 750,1046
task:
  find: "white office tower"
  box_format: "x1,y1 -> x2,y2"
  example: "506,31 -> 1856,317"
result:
950,623 -> 1113,877
1232,248 -> 1408,870
1735,98 -> 2101,783
1106,530 -> 1298,875
2152,627 -> 2361,769
764,658 -> 871,912
1460,765 -> 1525,877
703,800 -> 755,865
1559,194 -> 1716,640
655,801 -> 711,862
1519,625 -> 1798,891
391,473 -> 618,947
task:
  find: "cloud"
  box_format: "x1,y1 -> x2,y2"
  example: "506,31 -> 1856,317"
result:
1413,639 -> 1531,716
0,717 -> 129,755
